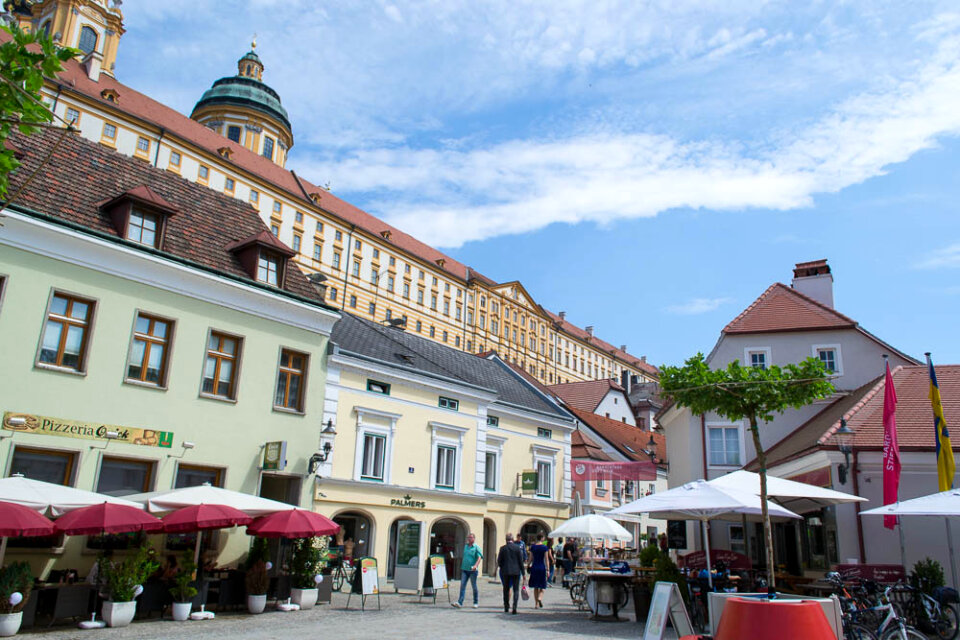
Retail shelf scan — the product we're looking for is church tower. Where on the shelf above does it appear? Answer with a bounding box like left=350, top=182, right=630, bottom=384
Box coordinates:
left=191, top=43, right=293, bottom=167
left=9, top=0, right=125, bottom=79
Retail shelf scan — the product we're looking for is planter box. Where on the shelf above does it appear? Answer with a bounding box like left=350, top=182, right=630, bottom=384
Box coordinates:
left=290, top=588, right=318, bottom=610
left=102, top=601, right=137, bottom=628
left=172, top=601, right=192, bottom=621
left=247, top=594, right=267, bottom=614
left=0, top=612, right=22, bottom=638
left=317, top=577, right=333, bottom=604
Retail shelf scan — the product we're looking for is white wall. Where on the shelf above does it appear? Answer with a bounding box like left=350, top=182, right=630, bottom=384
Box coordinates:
left=595, top=389, right=636, bottom=425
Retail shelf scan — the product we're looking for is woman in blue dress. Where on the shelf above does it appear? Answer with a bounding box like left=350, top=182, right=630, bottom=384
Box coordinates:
left=527, top=533, right=552, bottom=608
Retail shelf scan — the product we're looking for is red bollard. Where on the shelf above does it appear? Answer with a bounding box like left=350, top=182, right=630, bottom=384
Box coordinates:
left=714, top=597, right=835, bottom=640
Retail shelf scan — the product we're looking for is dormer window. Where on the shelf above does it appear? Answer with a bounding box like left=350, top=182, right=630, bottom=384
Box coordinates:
left=127, top=208, right=158, bottom=247
left=101, top=185, right=178, bottom=252
left=257, top=252, right=279, bottom=285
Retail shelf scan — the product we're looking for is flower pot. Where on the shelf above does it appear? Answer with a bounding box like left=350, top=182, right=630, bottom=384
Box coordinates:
left=172, top=601, right=192, bottom=621
left=0, top=612, right=22, bottom=637
left=102, top=601, right=137, bottom=628
left=290, top=588, right=318, bottom=610
left=247, top=594, right=267, bottom=615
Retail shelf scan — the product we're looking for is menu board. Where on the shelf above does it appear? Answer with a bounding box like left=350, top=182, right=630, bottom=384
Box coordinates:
left=360, top=557, right=379, bottom=595
left=643, top=582, right=693, bottom=640
left=429, top=555, right=448, bottom=590
left=396, top=522, right=421, bottom=568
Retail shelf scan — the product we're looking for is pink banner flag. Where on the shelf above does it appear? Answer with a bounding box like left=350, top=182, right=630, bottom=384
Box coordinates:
left=882, top=361, right=901, bottom=530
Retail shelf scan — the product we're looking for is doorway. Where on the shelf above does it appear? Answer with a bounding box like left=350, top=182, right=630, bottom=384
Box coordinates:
left=430, top=518, right=467, bottom=580
left=388, top=517, right=414, bottom=579
left=482, top=519, right=497, bottom=576
left=258, top=474, right=302, bottom=572
left=333, top=512, right=374, bottom=560
left=519, top=520, right=548, bottom=546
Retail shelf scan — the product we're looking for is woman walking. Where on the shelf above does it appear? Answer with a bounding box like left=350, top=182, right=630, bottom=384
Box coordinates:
left=527, top=533, right=551, bottom=608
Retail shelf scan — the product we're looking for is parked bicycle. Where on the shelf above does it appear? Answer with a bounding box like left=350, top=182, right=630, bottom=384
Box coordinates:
left=329, top=555, right=354, bottom=592
left=826, top=573, right=926, bottom=640
left=888, top=579, right=959, bottom=640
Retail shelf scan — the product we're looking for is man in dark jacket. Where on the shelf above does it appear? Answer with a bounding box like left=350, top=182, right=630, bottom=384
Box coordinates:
left=496, top=533, right=526, bottom=614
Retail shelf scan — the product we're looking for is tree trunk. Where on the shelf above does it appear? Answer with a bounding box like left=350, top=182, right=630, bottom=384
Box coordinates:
left=748, top=415, right=777, bottom=591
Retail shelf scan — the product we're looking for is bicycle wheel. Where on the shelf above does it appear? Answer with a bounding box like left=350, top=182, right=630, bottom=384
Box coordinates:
left=844, top=623, right=878, bottom=640
left=879, top=624, right=928, bottom=640
left=332, top=568, right=344, bottom=592
left=935, top=603, right=960, bottom=640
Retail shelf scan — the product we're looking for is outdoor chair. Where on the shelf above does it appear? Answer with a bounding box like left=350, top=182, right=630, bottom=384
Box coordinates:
left=212, top=574, right=246, bottom=611
left=48, top=584, right=93, bottom=626
left=135, top=580, right=170, bottom=619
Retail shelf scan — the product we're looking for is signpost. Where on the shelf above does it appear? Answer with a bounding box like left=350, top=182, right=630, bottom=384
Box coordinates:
left=393, top=520, right=424, bottom=593
left=642, top=582, right=693, bottom=640
left=521, top=470, right=538, bottom=495
left=2, top=412, right=173, bottom=448
left=262, top=441, right=287, bottom=471
left=346, top=556, right=381, bottom=611
left=419, top=554, right=451, bottom=604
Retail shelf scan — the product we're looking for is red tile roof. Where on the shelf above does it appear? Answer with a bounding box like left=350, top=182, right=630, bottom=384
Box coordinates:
left=750, top=365, right=960, bottom=469
left=723, top=283, right=857, bottom=334
left=50, top=57, right=654, bottom=374
left=7, top=127, right=324, bottom=305
left=548, top=378, right=625, bottom=412
left=572, top=429, right=613, bottom=461
left=570, top=408, right=666, bottom=465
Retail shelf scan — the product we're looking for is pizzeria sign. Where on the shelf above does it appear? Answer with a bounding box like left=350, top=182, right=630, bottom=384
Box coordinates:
left=3, top=412, right=173, bottom=448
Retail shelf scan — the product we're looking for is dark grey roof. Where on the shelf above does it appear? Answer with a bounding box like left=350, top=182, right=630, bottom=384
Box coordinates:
left=330, top=313, right=572, bottom=421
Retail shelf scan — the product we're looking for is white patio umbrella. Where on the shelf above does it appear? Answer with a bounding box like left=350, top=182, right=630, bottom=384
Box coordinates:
left=709, top=470, right=867, bottom=512
left=0, top=474, right=141, bottom=517
left=609, top=480, right=801, bottom=587
left=125, top=483, right=296, bottom=516
left=860, top=489, right=960, bottom=588
left=549, top=514, right=634, bottom=543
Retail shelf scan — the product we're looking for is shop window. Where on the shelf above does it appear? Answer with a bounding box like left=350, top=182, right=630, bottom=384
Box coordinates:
left=274, top=349, right=307, bottom=412
left=126, top=312, right=173, bottom=387
left=37, top=292, right=95, bottom=372
left=10, top=446, right=75, bottom=485
left=97, top=457, right=154, bottom=496
left=201, top=331, right=241, bottom=400
left=175, top=463, right=223, bottom=488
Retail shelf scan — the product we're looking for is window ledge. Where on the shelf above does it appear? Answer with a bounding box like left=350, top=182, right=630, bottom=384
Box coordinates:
left=123, top=379, right=168, bottom=392
left=198, top=392, right=238, bottom=405
left=272, top=406, right=305, bottom=417
left=34, top=362, right=87, bottom=377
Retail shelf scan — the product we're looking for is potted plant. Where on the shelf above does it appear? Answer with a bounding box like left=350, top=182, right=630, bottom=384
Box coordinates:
left=100, top=544, right=160, bottom=627
left=245, top=560, right=269, bottom=614
left=168, top=554, right=197, bottom=621
left=0, top=562, right=32, bottom=637
left=289, top=537, right=324, bottom=609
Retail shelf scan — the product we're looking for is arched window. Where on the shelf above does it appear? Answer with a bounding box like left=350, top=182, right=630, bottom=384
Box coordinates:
left=245, top=64, right=251, bottom=76
left=78, top=26, right=97, bottom=54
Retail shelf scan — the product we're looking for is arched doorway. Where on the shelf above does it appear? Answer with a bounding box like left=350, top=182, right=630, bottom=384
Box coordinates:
left=333, top=511, right=375, bottom=561
left=519, top=519, right=549, bottom=546
left=482, top=518, right=497, bottom=576
left=387, top=516, right=414, bottom=579
left=430, top=517, right=467, bottom=580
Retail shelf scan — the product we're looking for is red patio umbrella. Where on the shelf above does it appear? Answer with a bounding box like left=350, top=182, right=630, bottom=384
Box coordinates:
left=53, top=502, right=163, bottom=536
left=162, top=504, right=253, bottom=567
left=0, top=500, right=56, bottom=564
left=246, top=509, right=340, bottom=538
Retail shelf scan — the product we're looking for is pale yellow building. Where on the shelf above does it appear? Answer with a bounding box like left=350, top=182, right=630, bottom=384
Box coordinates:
left=20, top=0, right=658, bottom=389
left=315, top=313, right=575, bottom=584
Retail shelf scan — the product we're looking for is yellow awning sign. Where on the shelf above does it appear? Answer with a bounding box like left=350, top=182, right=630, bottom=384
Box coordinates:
left=2, top=412, right=173, bottom=448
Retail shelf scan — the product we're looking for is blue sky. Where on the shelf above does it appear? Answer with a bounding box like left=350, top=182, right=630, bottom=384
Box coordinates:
left=117, top=1, right=960, bottom=368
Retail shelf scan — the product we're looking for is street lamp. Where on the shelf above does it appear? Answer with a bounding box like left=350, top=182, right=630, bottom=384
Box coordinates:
left=833, top=418, right=856, bottom=485
left=644, top=433, right=658, bottom=462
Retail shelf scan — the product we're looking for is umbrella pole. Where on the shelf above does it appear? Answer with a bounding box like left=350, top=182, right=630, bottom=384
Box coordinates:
left=0, top=537, right=7, bottom=566
left=193, top=532, right=203, bottom=570
left=947, top=519, right=958, bottom=589
left=702, top=520, right=713, bottom=590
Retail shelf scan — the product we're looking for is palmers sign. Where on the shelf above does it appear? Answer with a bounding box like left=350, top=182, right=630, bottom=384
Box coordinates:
left=3, top=412, right=173, bottom=448
left=389, top=494, right=426, bottom=509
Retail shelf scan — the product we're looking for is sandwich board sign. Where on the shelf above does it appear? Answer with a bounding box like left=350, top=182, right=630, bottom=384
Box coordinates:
left=346, top=556, right=381, bottom=610
left=643, top=581, right=694, bottom=640
left=419, top=554, right=451, bottom=604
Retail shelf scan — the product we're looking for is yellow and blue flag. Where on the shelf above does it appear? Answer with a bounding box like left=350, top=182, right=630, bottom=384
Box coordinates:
left=927, top=354, right=955, bottom=491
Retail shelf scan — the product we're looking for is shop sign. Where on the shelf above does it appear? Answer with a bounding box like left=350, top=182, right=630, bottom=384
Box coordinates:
left=262, top=440, right=287, bottom=471
left=667, top=520, right=687, bottom=549
left=390, top=494, right=426, bottom=509
left=521, top=470, right=538, bottom=495
left=2, top=412, right=173, bottom=448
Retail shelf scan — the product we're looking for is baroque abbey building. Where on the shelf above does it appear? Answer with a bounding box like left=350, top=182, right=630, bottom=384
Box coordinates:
left=10, top=0, right=657, bottom=386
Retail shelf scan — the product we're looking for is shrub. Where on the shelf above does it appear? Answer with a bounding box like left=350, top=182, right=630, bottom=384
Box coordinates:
left=100, top=544, right=160, bottom=602
left=245, top=560, right=269, bottom=596
left=639, top=543, right=662, bottom=567
left=168, top=553, right=198, bottom=603
left=652, top=553, right=689, bottom=607
left=245, top=537, right=270, bottom=570
left=911, top=557, right=945, bottom=595
left=289, top=536, right=330, bottom=589
left=0, top=562, right=32, bottom=614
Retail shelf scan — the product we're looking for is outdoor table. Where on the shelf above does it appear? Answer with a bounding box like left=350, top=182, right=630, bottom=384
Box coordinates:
left=584, top=570, right=633, bottom=621
left=798, top=581, right=838, bottom=597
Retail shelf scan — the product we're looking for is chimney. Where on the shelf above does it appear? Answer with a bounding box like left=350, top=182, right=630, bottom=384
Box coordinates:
left=620, top=344, right=627, bottom=352
left=620, top=370, right=630, bottom=393
left=585, top=326, right=594, bottom=337
left=82, top=50, right=104, bottom=82
left=791, top=259, right=834, bottom=308
left=640, top=356, right=646, bottom=363
left=558, top=311, right=566, bottom=320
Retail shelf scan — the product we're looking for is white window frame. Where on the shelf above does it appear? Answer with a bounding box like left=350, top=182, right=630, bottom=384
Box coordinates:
left=429, top=422, right=468, bottom=493
left=706, top=421, right=744, bottom=468
left=744, top=346, right=771, bottom=370
left=352, top=406, right=400, bottom=485
left=484, top=436, right=505, bottom=494
left=811, top=343, right=843, bottom=376
left=532, top=444, right=559, bottom=500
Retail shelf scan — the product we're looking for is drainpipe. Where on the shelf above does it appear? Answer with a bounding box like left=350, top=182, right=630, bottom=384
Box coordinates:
left=852, top=450, right=866, bottom=562
left=50, top=85, right=63, bottom=117
left=152, top=128, right=166, bottom=167
left=339, top=225, right=355, bottom=311
left=700, top=414, right=708, bottom=479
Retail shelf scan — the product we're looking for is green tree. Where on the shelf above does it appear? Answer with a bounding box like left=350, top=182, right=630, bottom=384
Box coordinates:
left=0, top=22, right=77, bottom=198
left=659, top=353, right=834, bottom=588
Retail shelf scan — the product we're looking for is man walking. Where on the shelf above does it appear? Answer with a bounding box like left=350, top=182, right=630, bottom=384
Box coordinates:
left=496, top=533, right=526, bottom=614
left=452, top=532, right=482, bottom=609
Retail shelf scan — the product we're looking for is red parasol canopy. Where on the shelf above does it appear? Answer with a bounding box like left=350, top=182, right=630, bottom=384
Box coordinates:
left=246, top=509, right=340, bottom=539
left=162, top=503, right=253, bottom=533
left=0, top=500, right=55, bottom=537
left=54, top=502, right=163, bottom=536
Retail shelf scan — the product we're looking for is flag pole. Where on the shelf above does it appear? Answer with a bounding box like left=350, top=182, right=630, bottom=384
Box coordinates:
left=927, top=352, right=959, bottom=588
left=884, top=354, right=908, bottom=570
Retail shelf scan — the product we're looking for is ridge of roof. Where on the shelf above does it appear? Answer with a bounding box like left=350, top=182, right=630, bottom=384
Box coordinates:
left=569, top=407, right=666, bottom=464
left=547, top=378, right=624, bottom=412
left=723, top=282, right=858, bottom=335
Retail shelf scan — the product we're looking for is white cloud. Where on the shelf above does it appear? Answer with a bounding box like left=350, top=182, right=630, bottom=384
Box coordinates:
left=665, top=297, right=734, bottom=315
left=915, top=243, right=960, bottom=269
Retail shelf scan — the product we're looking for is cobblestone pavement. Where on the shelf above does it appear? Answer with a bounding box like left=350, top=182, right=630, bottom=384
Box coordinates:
left=25, top=580, right=682, bottom=640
